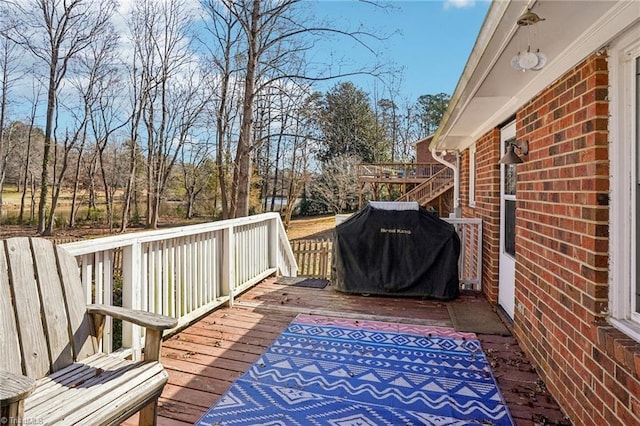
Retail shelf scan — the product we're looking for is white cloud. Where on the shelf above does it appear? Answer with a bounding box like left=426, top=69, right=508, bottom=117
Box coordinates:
left=443, top=0, right=476, bottom=10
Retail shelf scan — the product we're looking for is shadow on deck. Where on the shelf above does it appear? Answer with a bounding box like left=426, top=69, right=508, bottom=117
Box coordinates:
left=124, top=278, right=568, bottom=426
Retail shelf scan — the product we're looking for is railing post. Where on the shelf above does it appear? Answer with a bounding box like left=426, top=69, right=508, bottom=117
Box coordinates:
left=122, top=242, right=143, bottom=360
left=476, top=220, right=483, bottom=291
left=222, top=226, right=235, bottom=307
left=269, top=217, right=278, bottom=272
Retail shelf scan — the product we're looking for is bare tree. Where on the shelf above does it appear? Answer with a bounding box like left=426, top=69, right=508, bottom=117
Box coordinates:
left=124, top=0, right=207, bottom=229
left=202, top=0, right=389, bottom=219
left=253, top=87, right=292, bottom=214
left=0, top=33, right=22, bottom=217
left=98, top=141, right=128, bottom=231
left=281, top=110, right=313, bottom=228
left=18, top=88, right=44, bottom=223
left=5, top=0, right=117, bottom=234
left=200, top=0, right=243, bottom=219
left=46, top=103, right=87, bottom=235
left=180, top=138, right=214, bottom=219
left=251, top=81, right=316, bottom=221
left=310, top=154, right=361, bottom=214
left=120, top=0, right=154, bottom=232
left=82, top=31, right=126, bottom=231
left=67, top=29, right=121, bottom=228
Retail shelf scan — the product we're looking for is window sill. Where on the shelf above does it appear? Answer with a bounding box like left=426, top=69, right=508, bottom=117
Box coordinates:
left=596, top=319, right=640, bottom=380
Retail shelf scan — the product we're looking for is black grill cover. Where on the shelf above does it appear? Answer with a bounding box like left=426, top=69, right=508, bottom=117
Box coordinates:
left=332, top=203, right=460, bottom=300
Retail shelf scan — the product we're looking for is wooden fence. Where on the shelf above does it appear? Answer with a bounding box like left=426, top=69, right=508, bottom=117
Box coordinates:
left=289, top=238, right=332, bottom=279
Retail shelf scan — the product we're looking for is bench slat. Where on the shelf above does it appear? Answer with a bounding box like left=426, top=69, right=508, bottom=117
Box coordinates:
left=5, top=238, right=50, bottom=378
left=24, top=354, right=124, bottom=407
left=78, top=375, right=166, bottom=426
left=30, top=238, right=74, bottom=372
left=27, top=359, right=141, bottom=418
left=0, top=244, right=22, bottom=374
left=55, top=244, right=96, bottom=361
left=56, top=367, right=166, bottom=425
left=27, top=357, right=166, bottom=424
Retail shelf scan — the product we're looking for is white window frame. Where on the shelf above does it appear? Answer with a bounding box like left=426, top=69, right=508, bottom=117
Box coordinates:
left=609, top=28, right=640, bottom=342
left=468, top=143, right=476, bottom=207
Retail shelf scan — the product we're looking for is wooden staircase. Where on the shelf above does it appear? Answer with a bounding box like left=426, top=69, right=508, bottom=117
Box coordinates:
left=395, top=167, right=454, bottom=206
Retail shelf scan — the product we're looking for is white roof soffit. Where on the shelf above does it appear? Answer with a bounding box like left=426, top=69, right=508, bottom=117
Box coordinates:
left=431, top=0, right=640, bottom=153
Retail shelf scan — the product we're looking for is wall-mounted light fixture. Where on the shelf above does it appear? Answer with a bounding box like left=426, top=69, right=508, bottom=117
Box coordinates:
left=499, top=140, right=529, bottom=164
left=511, top=9, right=546, bottom=72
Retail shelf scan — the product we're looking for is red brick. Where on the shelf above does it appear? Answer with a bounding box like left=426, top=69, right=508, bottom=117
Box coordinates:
left=463, top=52, right=629, bottom=426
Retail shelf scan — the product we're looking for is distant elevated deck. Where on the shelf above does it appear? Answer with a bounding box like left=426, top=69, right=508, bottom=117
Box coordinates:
left=357, top=162, right=455, bottom=214
left=357, top=162, right=445, bottom=184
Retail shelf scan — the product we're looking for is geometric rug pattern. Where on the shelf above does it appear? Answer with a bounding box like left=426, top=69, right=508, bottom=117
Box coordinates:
left=195, top=314, right=514, bottom=426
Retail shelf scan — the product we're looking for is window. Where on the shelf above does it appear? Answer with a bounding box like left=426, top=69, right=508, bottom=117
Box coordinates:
left=469, top=144, right=476, bottom=207
left=609, top=28, right=640, bottom=341
left=503, top=139, right=517, bottom=258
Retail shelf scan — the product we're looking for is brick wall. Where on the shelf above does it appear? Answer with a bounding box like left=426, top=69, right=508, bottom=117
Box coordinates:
left=460, top=52, right=640, bottom=424
left=415, top=139, right=434, bottom=163
left=461, top=129, right=501, bottom=303
left=512, top=53, right=639, bottom=424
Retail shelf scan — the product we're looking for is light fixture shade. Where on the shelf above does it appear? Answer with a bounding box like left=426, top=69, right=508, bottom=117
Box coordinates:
left=533, top=52, right=547, bottom=70
left=499, top=144, right=524, bottom=164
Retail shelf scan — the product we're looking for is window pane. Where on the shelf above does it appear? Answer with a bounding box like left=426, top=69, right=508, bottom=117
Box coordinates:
left=469, top=146, right=476, bottom=205
left=504, top=138, right=517, bottom=196
left=505, top=199, right=516, bottom=257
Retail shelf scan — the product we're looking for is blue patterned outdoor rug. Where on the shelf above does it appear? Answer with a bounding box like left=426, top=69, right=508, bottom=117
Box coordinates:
left=195, top=315, right=514, bottom=425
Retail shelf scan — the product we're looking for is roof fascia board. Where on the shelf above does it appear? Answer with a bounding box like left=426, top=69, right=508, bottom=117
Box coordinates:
left=460, top=0, right=640, bottom=150
left=431, top=0, right=640, bottom=153
left=431, top=0, right=534, bottom=152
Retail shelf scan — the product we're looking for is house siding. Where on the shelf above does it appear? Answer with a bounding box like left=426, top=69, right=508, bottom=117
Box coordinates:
left=415, top=139, right=435, bottom=163
left=463, top=52, right=640, bottom=424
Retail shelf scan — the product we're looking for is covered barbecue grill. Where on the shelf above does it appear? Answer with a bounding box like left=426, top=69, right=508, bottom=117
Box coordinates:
left=332, top=202, right=460, bottom=300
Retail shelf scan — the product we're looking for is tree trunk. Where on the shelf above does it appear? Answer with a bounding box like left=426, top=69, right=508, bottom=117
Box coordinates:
left=29, top=173, right=36, bottom=223
left=0, top=54, right=7, bottom=219
left=68, top=134, right=86, bottom=228
left=98, top=148, right=113, bottom=232
left=234, top=0, right=260, bottom=218
left=38, top=62, right=58, bottom=235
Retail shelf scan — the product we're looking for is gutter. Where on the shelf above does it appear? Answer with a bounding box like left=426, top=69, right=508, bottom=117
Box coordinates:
left=431, top=149, right=460, bottom=218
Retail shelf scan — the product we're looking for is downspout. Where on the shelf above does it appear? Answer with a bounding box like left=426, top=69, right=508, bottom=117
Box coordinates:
left=431, top=149, right=461, bottom=218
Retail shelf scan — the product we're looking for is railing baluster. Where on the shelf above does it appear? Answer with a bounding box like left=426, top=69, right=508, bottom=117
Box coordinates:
left=122, top=242, right=142, bottom=359
left=103, top=251, right=113, bottom=354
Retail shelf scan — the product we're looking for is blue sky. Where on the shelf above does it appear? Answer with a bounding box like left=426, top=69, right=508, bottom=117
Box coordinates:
left=308, top=0, right=490, bottom=102
left=7, top=0, right=490, bottom=126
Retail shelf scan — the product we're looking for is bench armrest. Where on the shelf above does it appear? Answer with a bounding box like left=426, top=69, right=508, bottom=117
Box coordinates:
left=86, top=304, right=178, bottom=331
left=86, top=305, right=178, bottom=362
left=0, top=370, right=36, bottom=405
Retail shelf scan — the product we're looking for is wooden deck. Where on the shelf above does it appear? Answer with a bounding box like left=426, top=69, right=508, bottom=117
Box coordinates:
left=124, top=278, right=568, bottom=426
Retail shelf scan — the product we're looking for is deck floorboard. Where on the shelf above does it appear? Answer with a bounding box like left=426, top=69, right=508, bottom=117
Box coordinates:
left=124, top=278, right=567, bottom=425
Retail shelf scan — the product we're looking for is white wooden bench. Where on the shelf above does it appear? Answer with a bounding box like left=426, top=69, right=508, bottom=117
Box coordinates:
left=0, top=237, right=178, bottom=425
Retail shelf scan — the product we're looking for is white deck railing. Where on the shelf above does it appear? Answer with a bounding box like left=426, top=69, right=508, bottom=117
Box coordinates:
left=444, top=218, right=483, bottom=291
left=60, top=213, right=297, bottom=356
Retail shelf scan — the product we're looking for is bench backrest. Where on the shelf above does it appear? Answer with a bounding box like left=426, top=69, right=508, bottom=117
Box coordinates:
left=0, top=238, right=96, bottom=380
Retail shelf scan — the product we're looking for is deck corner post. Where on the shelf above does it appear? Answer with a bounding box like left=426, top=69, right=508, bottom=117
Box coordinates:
left=269, top=217, right=279, bottom=272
